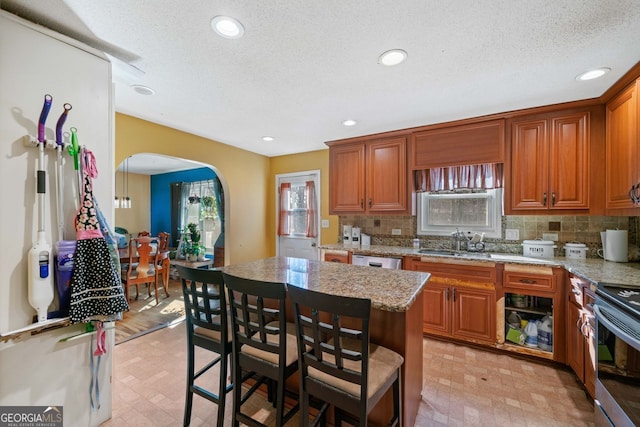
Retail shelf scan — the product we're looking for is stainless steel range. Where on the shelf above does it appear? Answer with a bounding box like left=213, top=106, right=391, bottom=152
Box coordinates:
left=593, top=284, right=640, bottom=426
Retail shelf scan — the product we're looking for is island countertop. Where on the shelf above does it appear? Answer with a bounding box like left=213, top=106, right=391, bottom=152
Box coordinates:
left=219, top=256, right=430, bottom=312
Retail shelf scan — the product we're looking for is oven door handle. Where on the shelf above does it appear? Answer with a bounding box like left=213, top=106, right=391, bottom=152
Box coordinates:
left=593, top=304, right=640, bottom=348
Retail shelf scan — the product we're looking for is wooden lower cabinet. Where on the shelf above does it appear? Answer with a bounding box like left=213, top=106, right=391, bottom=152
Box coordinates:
left=423, top=283, right=496, bottom=343
left=405, top=257, right=497, bottom=345
left=321, top=249, right=350, bottom=264
left=500, top=265, right=566, bottom=363
left=566, top=274, right=596, bottom=397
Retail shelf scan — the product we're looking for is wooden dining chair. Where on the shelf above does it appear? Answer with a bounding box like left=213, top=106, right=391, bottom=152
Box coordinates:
left=221, top=273, right=300, bottom=427
left=121, top=235, right=160, bottom=303
left=288, top=285, right=404, bottom=427
left=154, top=231, right=171, bottom=296
left=177, top=265, right=232, bottom=427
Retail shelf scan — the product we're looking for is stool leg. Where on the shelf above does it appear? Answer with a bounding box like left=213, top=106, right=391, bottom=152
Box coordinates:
left=183, top=339, right=195, bottom=426
left=216, top=353, right=228, bottom=427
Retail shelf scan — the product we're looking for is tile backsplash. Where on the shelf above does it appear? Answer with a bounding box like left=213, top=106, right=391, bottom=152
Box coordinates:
left=338, top=215, right=639, bottom=259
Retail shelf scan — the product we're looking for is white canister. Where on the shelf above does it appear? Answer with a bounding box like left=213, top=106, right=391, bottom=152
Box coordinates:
left=563, top=242, right=588, bottom=260
left=522, top=239, right=557, bottom=259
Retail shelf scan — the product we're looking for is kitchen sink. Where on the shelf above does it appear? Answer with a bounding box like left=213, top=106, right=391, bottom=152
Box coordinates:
left=418, top=249, right=456, bottom=256
left=418, top=249, right=490, bottom=258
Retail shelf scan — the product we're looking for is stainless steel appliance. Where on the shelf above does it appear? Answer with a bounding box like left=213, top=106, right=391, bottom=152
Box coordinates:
left=593, top=284, right=640, bottom=426
left=351, top=255, right=402, bottom=269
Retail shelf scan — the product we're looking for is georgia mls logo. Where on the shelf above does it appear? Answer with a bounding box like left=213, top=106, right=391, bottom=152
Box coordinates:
left=0, top=406, right=63, bottom=427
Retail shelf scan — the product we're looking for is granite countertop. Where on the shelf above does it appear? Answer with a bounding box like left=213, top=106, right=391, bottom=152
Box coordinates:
left=220, top=256, right=430, bottom=312
left=320, top=243, right=640, bottom=288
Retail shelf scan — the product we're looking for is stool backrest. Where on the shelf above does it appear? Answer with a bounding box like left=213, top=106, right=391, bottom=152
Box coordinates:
left=178, top=266, right=227, bottom=334
left=222, top=273, right=288, bottom=364
left=288, top=285, right=371, bottom=398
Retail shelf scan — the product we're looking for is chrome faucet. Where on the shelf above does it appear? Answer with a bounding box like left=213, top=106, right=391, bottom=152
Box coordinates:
left=451, top=228, right=468, bottom=251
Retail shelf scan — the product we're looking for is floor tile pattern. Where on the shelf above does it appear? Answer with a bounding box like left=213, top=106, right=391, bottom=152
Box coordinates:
left=102, top=323, right=594, bottom=426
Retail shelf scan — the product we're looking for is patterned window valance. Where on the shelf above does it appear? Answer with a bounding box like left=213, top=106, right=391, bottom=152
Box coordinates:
left=414, top=163, right=504, bottom=192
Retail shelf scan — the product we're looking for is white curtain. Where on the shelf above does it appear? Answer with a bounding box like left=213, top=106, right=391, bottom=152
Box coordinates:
left=414, top=163, right=504, bottom=192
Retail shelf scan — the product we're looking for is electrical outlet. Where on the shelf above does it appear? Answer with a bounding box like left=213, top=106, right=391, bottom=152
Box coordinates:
left=321, top=219, right=329, bottom=228
left=505, top=229, right=520, bottom=240
left=543, top=232, right=558, bottom=241
left=391, top=229, right=402, bottom=235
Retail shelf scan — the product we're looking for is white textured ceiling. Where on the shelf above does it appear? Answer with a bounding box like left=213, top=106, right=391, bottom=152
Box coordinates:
left=3, top=0, right=640, bottom=161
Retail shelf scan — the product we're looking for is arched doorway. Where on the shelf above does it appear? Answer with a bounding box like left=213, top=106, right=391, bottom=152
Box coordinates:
left=114, top=153, right=227, bottom=266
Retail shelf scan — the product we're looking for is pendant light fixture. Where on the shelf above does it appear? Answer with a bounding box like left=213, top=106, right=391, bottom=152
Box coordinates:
left=123, top=157, right=132, bottom=209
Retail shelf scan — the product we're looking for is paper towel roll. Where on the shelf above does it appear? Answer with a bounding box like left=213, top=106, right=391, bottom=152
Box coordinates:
left=604, top=229, right=628, bottom=262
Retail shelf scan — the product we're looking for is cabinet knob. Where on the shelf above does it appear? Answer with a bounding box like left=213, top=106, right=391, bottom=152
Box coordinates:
left=552, top=192, right=556, bottom=206
left=368, top=198, right=372, bottom=208
left=519, top=279, right=537, bottom=284
left=360, top=198, right=364, bottom=208
left=543, top=192, right=547, bottom=206
left=452, top=288, right=456, bottom=302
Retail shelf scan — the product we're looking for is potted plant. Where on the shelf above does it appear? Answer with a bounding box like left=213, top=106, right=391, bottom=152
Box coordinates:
left=185, top=223, right=202, bottom=261
left=201, top=195, right=216, bottom=219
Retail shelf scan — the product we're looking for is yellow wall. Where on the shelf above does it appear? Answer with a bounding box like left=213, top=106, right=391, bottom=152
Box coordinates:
left=115, top=113, right=270, bottom=264
left=268, top=150, right=338, bottom=254
left=113, top=171, right=151, bottom=236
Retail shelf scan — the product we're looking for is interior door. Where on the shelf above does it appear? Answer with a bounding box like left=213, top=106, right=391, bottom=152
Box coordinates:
left=276, top=171, right=320, bottom=260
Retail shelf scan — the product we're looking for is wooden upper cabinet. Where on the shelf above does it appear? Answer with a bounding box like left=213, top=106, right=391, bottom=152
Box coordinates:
left=367, top=137, right=407, bottom=211
left=550, top=113, right=590, bottom=209
left=511, top=120, right=549, bottom=209
left=510, top=111, right=590, bottom=211
left=328, top=135, right=408, bottom=214
left=329, top=143, right=365, bottom=212
left=410, top=119, right=505, bottom=169
left=605, top=82, right=638, bottom=211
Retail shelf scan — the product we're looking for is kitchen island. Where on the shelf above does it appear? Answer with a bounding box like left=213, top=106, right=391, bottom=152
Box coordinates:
left=220, top=256, right=430, bottom=426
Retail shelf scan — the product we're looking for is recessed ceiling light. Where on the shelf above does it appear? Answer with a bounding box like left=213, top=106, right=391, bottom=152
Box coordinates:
left=378, top=49, right=408, bottom=66
left=211, top=15, right=245, bottom=39
left=342, top=119, right=357, bottom=126
left=262, top=136, right=274, bottom=142
left=576, top=67, right=611, bottom=81
left=130, top=84, right=155, bottom=95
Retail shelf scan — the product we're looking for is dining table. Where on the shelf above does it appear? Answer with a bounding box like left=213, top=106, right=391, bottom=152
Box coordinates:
left=220, top=256, right=430, bottom=427
left=118, top=246, right=171, bottom=296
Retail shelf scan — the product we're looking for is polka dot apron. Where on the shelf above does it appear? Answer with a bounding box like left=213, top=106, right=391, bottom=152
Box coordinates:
left=69, top=149, right=128, bottom=323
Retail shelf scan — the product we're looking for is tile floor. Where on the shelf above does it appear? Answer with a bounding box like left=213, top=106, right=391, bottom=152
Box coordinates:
left=102, top=322, right=595, bottom=426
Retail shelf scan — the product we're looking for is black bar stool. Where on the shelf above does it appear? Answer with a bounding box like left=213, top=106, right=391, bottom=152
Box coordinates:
left=222, top=273, right=299, bottom=427
left=177, top=266, right=232, bottom=427
left=288, top=285, right=404, bottom=427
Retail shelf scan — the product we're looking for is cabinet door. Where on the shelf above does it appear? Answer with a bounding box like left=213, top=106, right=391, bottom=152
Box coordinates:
left=549, top=112, right=590, bottom=209
left=606, top=83, right=637, bottom=210
left=566, top=301, right=585, bottom=382
left=423, top=284, right=449, bottom=336
left=451, top=287, right=496, bottom=343
left=366, top=137, right=407, bottom=212
left=511, top=119, right=549, bottom=209
left=329, top=143, right=366, bottom=213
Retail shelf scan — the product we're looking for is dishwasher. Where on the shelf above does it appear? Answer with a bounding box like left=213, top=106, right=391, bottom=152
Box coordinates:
left=351, top=254, right=402, bottom=269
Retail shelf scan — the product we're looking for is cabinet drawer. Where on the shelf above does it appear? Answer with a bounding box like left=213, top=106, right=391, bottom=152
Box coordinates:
left=408, top=258, right=497, bottom=287
left=504, top=271, right=555, bottom=292
left=323, top=250, right=350, bottom=264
